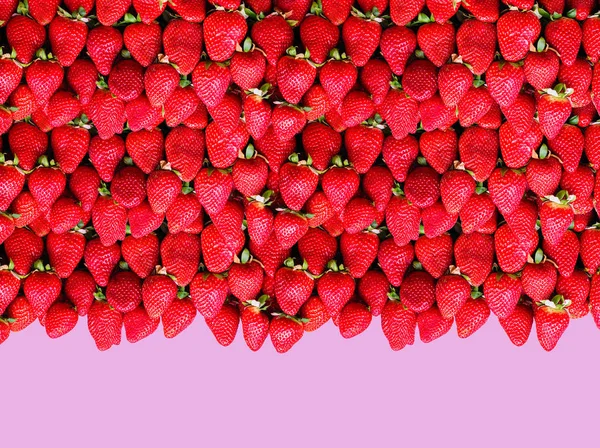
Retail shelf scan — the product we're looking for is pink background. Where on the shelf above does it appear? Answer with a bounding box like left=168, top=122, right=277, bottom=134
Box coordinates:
left=3, top=316, right=599, bottom=447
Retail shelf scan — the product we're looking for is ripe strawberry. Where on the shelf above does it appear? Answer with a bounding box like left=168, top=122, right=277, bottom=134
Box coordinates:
left=399, top=270, right=435, bottom=313
left=46, top=231, right=85, bottom=278
left=65, top=59, right=97, bottom=106
left=227, top=251, right=263, bottom=303
left=417, top=21, right=454, bottom=68
left=378, top=238, right=414, bottom=287
left=0, top=214, right=15, bottom=245
left=121, top=234, right=159, bottom=280
left=192, top=61, right=231, bottom=109
left=161, top=19, right=202, bottom=76
left=547, top=124, right=584, bottom=173
left=338, top=231, right=378, bottom=279
left=545, top=18, right=581, bottom=67
left=162, top=297, right=196, bottom=338
left=539, top=193, right=574, bottom=246
left=521, top=252, right=558, bottom=303
left=486, top=62, right=524, bottom=108
left=297, top=228, right=337, bottom=276
left=8, top=122, right=48, bottom=172
left=245, top=199, right=275, bottom=248
left=0, top=163, right=25, bottom=210
left=269, top=315, right=304, bottom=353
left=454, top=232, right=494, bottom=286
left=342, top=198, right=376, bottom=234
left=497, top=302, right=533, bottom=347
left=273, top=211, right=308, bottom=249
left=499, top=122, right=542, bottom=169
left=279, top=160, right=319, bottom=211
left=107, top=59, right=144, bottom=102
left=105, top=271, right=143, bottom=313
left=23, top=266, right=62, bottom=319
left=86, top=90, right=126, bottom=140
left=319, top=58, right=357, bottom=108
left=300, top=296, right=329, bottom=332
left=338, top=301, right=371, bottom=339
left=457, top=86, right=493, bottom=128
left=456, top=19, right=496, bottom=75
left=454, top=295, right=490, bottom=341
left=345, top=125, right=384, bottom=174
left=403, top=59, right=438, bottom=102
left=379, top=25, right=416, bottom=76
left=418, top=305, right=453, bottom=343
left=0, top=58, right=22, bottom=104
left=414, top=233, right=453, bottom=279
left=404, top=166, right=440, bottom=209
left=165, top=126, right=206, bottom=181
left=0, top=268, right=20, bottom=316
left=277, top=54, right=317, bottom=105
left=543, top=230, right=579, bottom=278
left=48, top=15, right=87, bottom=67
left=63, top=270, right=96, bottom=317
left=342, top=15, right=381, bottom=67
left=161, top=232, right=201, bottom=286
left=69, top=166, right=100, bottom=213
left=203, top=10, right=247, bottom=62
left=497, top=11, right=541, bottom=62
left=381, top=298, right=416, bottom=350
left=86, top=25, right=122, bottom=76
left=439, top=170, right=475, bottom=214
left=123, top=22, right=161, bottom=67
left=437, top=63, right=472, bottom=108
left=362, top=166, right=394, bottom=213
left=45, top=301, right=78, bottom=339
left=487, top=168, right=527, bottom=216
left=205, top=301, right=239, bottom=346
left=92, top=195, right=127, bottom=247
left=556, top=270, right=590, bottom=319
left=84, top=238, right=120, bottom=287
left=356, top=271, right=389, bottom=317
left=299, top=14, right=338, bottom=65
left=240, top=300, right=270, bottom=351
left=205, top=121, right=249, bottom=170
left=123, top=305, right=159, bottom=343
left=6, top=15, right=46, bottom=64
left=458, top=127, right=499, bottom=182
left=6, top=296, right=36, bottom=332
left=583, top=17, right=600, bottom=64
left=49, top=125, right=88, bottom=174
left=494, top=224, right=530, bottom=273
left=435, top=274, right=470, bottom=319
left=88, top=299, right=123, bottom=351
left=534, top=297, right=570, bottom=352
left=142, top=274, right=178, bottom=320
left=483, top=272, right=522, bottom=319
left=270, top=104, right=307, bottom=141
left=317, top=263, right=354, bottom=317
left=379, top=88, right=420, bottom=140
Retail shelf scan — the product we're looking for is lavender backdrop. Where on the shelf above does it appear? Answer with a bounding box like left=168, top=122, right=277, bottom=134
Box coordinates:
left=3, top=316, right=599, bottom=447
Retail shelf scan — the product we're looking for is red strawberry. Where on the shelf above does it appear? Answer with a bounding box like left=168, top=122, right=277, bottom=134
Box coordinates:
left=435, top=274, right=471, bottom=319
left=317, top=262, right=355, bottom=317
left=338, top=301, right=372, bottom=339
left=486, top=62, right=525, bottom=108
left=556, top=270, right=590, bottom=319
left=547, top=124, right=584, bottom=173
left=414, top=234, right=453, bottom=279
left=417, top=21, right=455, bottom=68
left=378, top=238, right=414, bottom=287
left=538, top=89, right=573, bottom=140
left=69, top=166, right=100, bottom=213
left=583, top=17, right=600, bottom=64
left=46, top=231, right=85, bottom=278
left=521, top=251, right=558, bottom=302
left=524, top=48, right=560, bottom=91
left=48, top=15, right=87, bottom=67
left=0, top=58, right=22, bottom=104
left=192, top=61, right=231, bottom=109
left=228, top=250, right=264, bottom=303
left=162, top=19, right=202, bottom=76
left=455, top=296, right=490, bottom=339
left=241, top=299, right=270, bottom=351
left=205, top=121, right=249, bottom=170
left=534, top=297, right=570, bottom=352
left=494, top=223, right=531, bottom=273
left=483, top=272, right=523, bottom=319
left=121, top=234, right=159, bottom=279
left=8, top=122, right=48, bottom=172
left=105, top=271, right=142, bottom=313
left=142, top=274, right=178, bottom=320
left=203, top=10, right=247, bottom=62
left=0, top=162, right=25, bottom=210
left=379, top=25, right=416, bottom=76
left=6, top=296, right=36, bottom=332
left=342, top=15, right=381, bottom=67
left=299, top=13, right=338, bottom=65
left=300, top=296, right=330, bottom=332
left=123, top=22, right=161, bottom=67
left=277, top=52, right=317, bottom=105
left=23, top=265, right=62, bottom=319
left=456, top=19, right=496, bottom=75
left=86, top=90, right=126, bottom=140
left=270, top=314, right=304, bottom=353
left=340, top=231, right=379, bottom=278
left=543, top=230, right=579, bottom=278
left=92, top=195, right=127, bottom=247
left=123, top=305, right=159, bottom=343
left=438, top=63, right=472, bottom=108
left=417, top=305, right=453, bottom=343
left=86, top=25, right=122, bottom=76
left=381, top=298, right=417, bottom=350
left=162, top=297, right=196, bottom=338
left=344, top=125, right=384, bottom=174
left=361, top=59, right=392, bottom=106
left=273, top=211, right=308, bottom=249
left=125, top=130, right=164, bottom=174
left=539, top=193, right=574, bottom=246
left=161, top=232, right=201, bottom=286
left=545, top=18, right=581, bottom=67
left=400, top=270, right=435, bottom=313
left=321, top=0, right=353, bottom=25
left=458, top=127, right=499, bottom=182
left=45, top=301, right=78, bottom=339
left=84, top=238, right=120, bottom=287
left=88, top=299, right=122, bottom=351
left=454, top=232, right=494, bottom=286
left=66, top=59, right=97, bottom=105
left=404, top=166, right=440, bottom=209
left=64, top=271, right=96, bottom=317
left=357, top=271, right=389, bottom=317
left=498, top=302, right=533, bottom=347
left=96, top=0, right=130, bottom=25
left=205, top=301, right=239, bottom=346
left=440, top=169, right=475, bottom=214
left=379, top=87, right=420, bottom=140
left=6, top=15, right=46, bottom=64
left=403, top=59, right=438, bottom=102
left=487, top=168, right=527, bottom=216
left=497, top=11, right=541, bottom=62
left=165, top=126, right=206, bottom=181
left=0, top=268, right=20, bottom=315
left=297, top=228, right=337, bottom=276
left=0, top=214, right=15, bottom=245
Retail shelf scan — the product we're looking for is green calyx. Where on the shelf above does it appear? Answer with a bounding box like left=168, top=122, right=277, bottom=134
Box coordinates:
left=537, top=294, right=571, bottom=310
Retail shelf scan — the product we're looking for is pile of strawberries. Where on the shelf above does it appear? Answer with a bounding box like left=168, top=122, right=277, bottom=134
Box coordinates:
left=1, top=0, right=600, bottom=354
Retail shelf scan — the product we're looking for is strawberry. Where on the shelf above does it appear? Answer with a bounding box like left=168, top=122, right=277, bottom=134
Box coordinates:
left=301, top=123, right=341, bottom=171
left=419, top=94, right=458, bottom=132
left=338, top=301, right=372, bottom=339
left=523, top=49, right=560, bottom=92
left=319, top=58, right=357, bottom=107
left=27, top=164, right=66, bottom=214
left=417, top=305, right=453, bottom=343
left=456, top=19, right=496, bottom=75
left=230, top=46, right=266, bottom=92
left=123, top=305, right=159, bottom=343
left=8, top=122, right=48, bottom=172
left=66, top=59, right=97, bottom=105
left=142, top=274, right=178, bottom=320
left=417, top=21, right=454, bottom=68
left=355, top=271, right=388, bottom=317
left=162, top=297, right=196, bottom=338
left=0, top=0, right=18, bottom=25
left=92, top=195, right=127, bottom=247
left=203, top=10, right=247, bottom=62
left=205, top=121, right=249, bottom=170
left=498, top=302, right=533, bottom=347
left=88, top=299, right=123, bottom=351
left=110, top=166, right=147, bottom=210
left=0, top=58, right=22, bottom=104
left=48, top=15, right=87, bottom=67
left=279, top=159, right=319, bottom=211
left=201, top=223, right=237, bottom=274
left=342, top=198, right=376, bottom=234
left=86, top=90, right=126, bottom=140
left=340, top=231, right=379, bottom=278
left=188, top=271, right=228, bottom=320
left=297, top=228, right=337, bottom=276
left=486, top=62, right=525, bottom=108
left=271, top=104, right=307, bottom=141
left=107, top=59, right=144, bottom=102
left=299, top=13, right=338, bottom=65
left=499, top=122, right=542, bottom=169
left=45, top=301, right=78, bottom=339
left=435, top=274, right=471, bottom=319
left=556, top=270, right=590, bottom=319
left=454, top=232, right=494, bottom=286
left=63, top=271, right=96, bottom=317
left=404, top=166, right=440, bottom=209
left=273, top=211, right=308, bottom=249
left=403, top=59, right=438, bottom=102
left=437, top=63, right=472, bottom=108
left=227, top=250, right=263, bottom=303
left=497, top=11, right=541, bottom=62
left=270, top=314, right=304, bottom=353
left=317, top=262, right=354, bottom=317
left=439, top=170, right=475, bottom=214
left=419, top=129, right=457, bottom=175
left=457, top=86, right=493, bottom=128
left=121, top=234, right=159, bottom=279
left=414, top=233, right=453, bottom=279
left=381, top=298, right=417, bottom=350
left=340, top=91, right=375, bottom=128
left=454, top=295, right=489, bottom=339
left=379, top=87, right=420, bottom=140
left=385, top=193, right=421, bottom=247
left=321, top=0, right=353, bottom=25
left=494, top=224, right=530, bottom=273
left=545, top=18, right=582, bottom=67
left=161, top=232, right=201, bottom=286
left=483, top=272, right=522, bottom=319
left=241, top=299, right=270, bottom=351
left=543, top=230, right=578, bottom=278
left=362, top=166, right=394, bottom=213
left=6, top=15, right=46, bottom=63
left=300, top=296, right=329, bottom=332
left=250, top=14, right=294, bottom=67
left=245, top=199, right=275, bottom=248
left=0, top=267, right=20, bottom=315
left=379, top=25, right=416, bottom=76
left=86, top=25, right=123, bottom=76
left=488, top=168, right=527, bottom=216
left=105, top=270, right=143, bottom=313
left=521, top=250, right=558, bottom=302
left=526, top=151, right=562, bottom=198
left=49, top=126, right=88, bottom=174
left=162, top=19, right=202, bottom=75
left=580, top=227, right=600, bottom=273
left=0, top=214, right=15, bottom=244
left=277, top=52, right=317, bottom=105
left=583, top=17, right=600, bottom=64
left=169, top=0, right=205, bottom=21
left=0, top=162, right=25, bottom=210
left=23, top=265, right=62, bottom=319
left=192, top=61, right=231, bottom=109
left=96, top=0, right=130, bottom=25
left=547, top=124, right=584, bottom=173
left=84, top=238, right=120, bottom=287
left=344, top=125, right=384, bottom=174
left=165, top=126, right=206, bottom=181
left=123, top=22, right=161, bottom=67
left=205, top=301, right=239, bottom=346
left=534, top=297, right=570, bottom=352
left=321, top=163, right=360, bottom=213
left=458, top=127, right=499, bottom=182
left=360, top=59, right=392, bottom=106
left=68, top=166, right=100, bottom=214
left=342, top=14, right=381, bottom=67
left=400, top=270, right=435, bottom=313
left=539, top=193, right=574, bottom=246
left=378, top=238, right=414, bottom=287
left=6, top=296, right=36, bottom=332
left=46, top=231, right=85, bottom=278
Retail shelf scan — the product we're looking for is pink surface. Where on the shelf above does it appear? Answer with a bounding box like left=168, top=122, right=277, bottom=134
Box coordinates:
left=3, top=316, right=599, bottom=447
